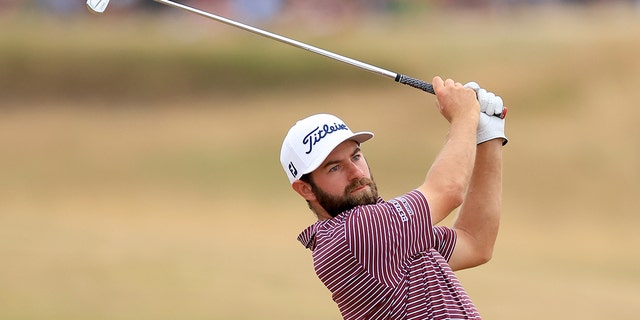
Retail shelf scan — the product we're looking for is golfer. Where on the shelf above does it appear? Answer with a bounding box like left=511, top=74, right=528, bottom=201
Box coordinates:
left=280, top=76, right=507, bottom=319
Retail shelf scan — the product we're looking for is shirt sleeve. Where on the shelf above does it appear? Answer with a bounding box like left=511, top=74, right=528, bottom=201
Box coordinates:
left=432, top=226, right=457, bottom=262
left=404, top=190, right=457, bottom=261
left=345, top=190, right=457, bottom=285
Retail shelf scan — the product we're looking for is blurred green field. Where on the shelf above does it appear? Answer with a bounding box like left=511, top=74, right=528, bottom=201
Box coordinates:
left=1, top=4, right=640, bottom=320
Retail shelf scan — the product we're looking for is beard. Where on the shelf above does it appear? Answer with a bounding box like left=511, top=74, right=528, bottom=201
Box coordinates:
left=311, top=175, right=379, bottom=218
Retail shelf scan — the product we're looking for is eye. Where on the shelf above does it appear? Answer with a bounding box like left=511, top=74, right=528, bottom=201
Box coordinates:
left=352, top=154, right=361, bottom=161
left=329, top=165, right=340, bottom=173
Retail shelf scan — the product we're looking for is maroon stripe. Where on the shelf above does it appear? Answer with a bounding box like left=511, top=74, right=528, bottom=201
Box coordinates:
left=299, top=190, right=480, bottom=319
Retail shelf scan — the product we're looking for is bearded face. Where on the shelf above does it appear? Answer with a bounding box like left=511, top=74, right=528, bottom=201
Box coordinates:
left=309, top=175, right=379, bottom=217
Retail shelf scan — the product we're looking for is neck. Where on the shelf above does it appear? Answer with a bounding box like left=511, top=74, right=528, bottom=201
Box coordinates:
left=310, top=202, right=333, bottom=221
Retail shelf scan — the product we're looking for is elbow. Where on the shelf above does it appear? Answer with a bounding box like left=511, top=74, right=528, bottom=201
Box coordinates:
left=460, top=248, right=493, bottom=270
left=446, top=181, right=466, bottom=209
left=476, top=248, right=494, bottom=266
left=475, top=240, right=498, bottom=266
left=419, top=177, right=466, bottom=216
left=450, top=247, right=494, bottom=271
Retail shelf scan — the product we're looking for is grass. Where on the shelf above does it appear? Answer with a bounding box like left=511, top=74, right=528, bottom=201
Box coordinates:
left=1, top=4, right=639, bottom=319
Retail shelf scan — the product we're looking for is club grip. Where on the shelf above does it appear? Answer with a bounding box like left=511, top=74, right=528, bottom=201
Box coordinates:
left=395, top=74, right=507, bottom=119
left=395, top=74, right=435, bottom=94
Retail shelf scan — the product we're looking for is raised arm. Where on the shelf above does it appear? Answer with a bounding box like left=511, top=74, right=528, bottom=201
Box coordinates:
left=447, top=86, right=508, bottom=271
left=417, top=76, right=479, bottom=224
left=448, top=139, right=503, bottom=270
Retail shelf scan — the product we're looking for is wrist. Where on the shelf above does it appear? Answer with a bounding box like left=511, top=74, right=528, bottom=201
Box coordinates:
left=478, top=138, right=505, bottom=147
left=451, top=112, right=479, bottom=127
left=451, top=118, right=478, bottom=134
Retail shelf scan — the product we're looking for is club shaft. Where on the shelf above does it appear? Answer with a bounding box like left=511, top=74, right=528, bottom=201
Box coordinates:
left=88, top=0, right=506, bottom=116
left=152, top=0, right=401, bottom=81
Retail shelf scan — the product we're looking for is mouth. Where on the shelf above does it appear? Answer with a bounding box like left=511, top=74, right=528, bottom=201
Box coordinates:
left=348, top=184, right=369, bottom=195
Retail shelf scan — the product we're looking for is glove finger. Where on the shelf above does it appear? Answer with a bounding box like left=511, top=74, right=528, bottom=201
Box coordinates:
left=464, top=81, right=480, bottom=91
left=486, top=91, right=498, bottom=115
left=493, top=95, right=504, bottom=116
left=477, top=89, right=489, bottom=113
left=480, top=90, right=502, bottom=116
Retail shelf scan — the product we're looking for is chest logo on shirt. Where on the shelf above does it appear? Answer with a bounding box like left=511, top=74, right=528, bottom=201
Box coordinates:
left=389, top=196, right=415, bottom=222
left=399, top=197, right=414, bottom=215
left=389, top=199, right=409, bottom=222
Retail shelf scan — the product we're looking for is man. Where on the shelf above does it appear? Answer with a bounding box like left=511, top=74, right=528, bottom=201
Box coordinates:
left=279, top=76, right=507, bottom=319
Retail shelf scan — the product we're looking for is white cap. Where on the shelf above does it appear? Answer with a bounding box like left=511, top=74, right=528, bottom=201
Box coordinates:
left=280, top=114, right=374, bottom=184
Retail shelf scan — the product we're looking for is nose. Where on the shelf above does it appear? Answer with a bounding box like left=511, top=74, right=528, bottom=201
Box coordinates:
left=346, top=161, right=365, bottom=180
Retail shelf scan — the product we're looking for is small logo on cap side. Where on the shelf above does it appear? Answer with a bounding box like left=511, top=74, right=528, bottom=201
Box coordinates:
left=288, top=162, right=298, bottom=178
left=302, top=123, right=349, bottom=154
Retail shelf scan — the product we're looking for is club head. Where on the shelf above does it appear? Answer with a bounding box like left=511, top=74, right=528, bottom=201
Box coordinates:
left=86, top=0, right=110, bottom=14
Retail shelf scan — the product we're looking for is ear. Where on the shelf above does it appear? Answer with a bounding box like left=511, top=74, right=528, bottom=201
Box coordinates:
left=292, top=180, right=316, bottom=201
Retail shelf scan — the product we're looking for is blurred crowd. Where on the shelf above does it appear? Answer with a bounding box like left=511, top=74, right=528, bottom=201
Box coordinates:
left=0, top=0, right=637, bottom=21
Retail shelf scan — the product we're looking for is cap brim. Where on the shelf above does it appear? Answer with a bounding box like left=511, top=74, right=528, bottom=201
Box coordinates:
left=301, top=131, right=374, bottom=177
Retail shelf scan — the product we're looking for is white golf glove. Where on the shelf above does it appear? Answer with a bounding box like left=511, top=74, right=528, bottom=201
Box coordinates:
left=464, top=82, right=508, bottom=145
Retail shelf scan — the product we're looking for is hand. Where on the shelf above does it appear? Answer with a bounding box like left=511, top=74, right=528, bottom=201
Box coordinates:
left=464, top=82, right=508, bottom=145
left=464, top=82, right=505, bottom=117
left=432, top=77, right=480, bottom=124
left=477, top=113, right=507, bottom=145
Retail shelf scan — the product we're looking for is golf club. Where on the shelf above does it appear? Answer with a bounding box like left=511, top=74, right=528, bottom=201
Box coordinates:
left=86, top=0, right=507, bottom=119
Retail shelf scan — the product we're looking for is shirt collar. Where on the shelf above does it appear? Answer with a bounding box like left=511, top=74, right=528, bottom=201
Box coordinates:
left=296, top=197, right=385, bottom=250
left=297, top=222, right=319, bottom=250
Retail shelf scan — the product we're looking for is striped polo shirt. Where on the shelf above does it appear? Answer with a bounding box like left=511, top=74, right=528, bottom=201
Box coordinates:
left=297, top=190, right=481, bottom=319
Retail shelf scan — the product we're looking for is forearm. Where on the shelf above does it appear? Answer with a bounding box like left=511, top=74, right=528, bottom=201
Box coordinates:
left=453, top=139, right=503, bottom=266
left=419, top=76, right=481, bottom=224
left=420, top=118, right=477, bottom=224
